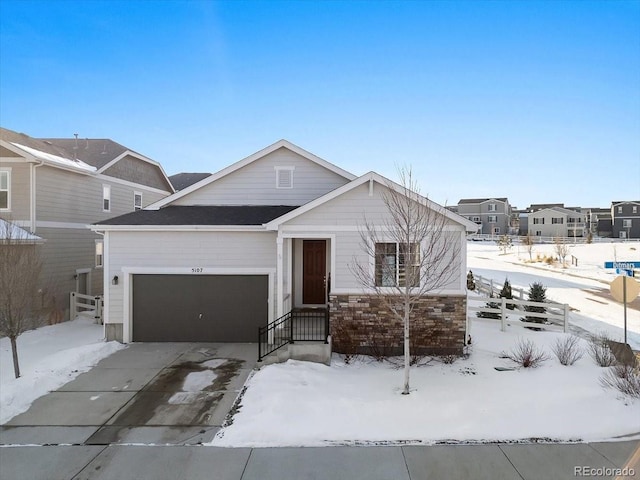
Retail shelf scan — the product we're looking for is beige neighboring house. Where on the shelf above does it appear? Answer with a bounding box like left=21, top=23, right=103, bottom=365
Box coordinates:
left=527, top=206, right=586, bottom=238
left=93, top=140, right=477, bottom=361
left=457, top=198, right=512, bottom=235
left=0, top=127, right=174, bottom=318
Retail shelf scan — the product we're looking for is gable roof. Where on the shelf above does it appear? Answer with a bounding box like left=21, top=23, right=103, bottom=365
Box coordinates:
left=528, top=206, right=583, bottom=216
left=149, top=139, right=356, bottom=209
left=265, top=172, right=479, bottom=232
left=1, top=127, right=96, bottom=173
left=169, top=172, right=213, bottom=191
left=40, top=138, right=129, bottom=169
left=94, top=205, right=299, bottom=228
left=458, top=197, right=508, bottom=205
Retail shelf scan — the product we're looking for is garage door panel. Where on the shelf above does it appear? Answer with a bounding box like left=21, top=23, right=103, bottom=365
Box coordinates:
left=132, top=275, right=268, bottom=342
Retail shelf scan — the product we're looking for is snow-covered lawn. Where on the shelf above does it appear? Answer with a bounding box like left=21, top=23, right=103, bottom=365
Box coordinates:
left=0, top=316, right=124, bottom=424
left=212, top=241, right=640, bottom=447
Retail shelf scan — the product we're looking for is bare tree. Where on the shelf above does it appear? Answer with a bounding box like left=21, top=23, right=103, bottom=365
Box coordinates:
left=554, top=236, right=570, bottom=265
left=0, top=219, right=44, bottom=378
left=350, top=167, right=462, bottom=395
left=521, top=232, right=534, bottom=261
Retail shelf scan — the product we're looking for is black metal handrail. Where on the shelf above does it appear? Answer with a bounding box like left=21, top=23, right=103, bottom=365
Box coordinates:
left=258, top=308, right=329, bottom=362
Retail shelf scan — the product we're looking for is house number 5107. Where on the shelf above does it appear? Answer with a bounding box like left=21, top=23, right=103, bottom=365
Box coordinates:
left=191, top=267, right=203, bottom=273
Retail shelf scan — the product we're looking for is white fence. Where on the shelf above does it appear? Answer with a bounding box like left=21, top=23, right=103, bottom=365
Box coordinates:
left=70, top=292, right=103, bottom=324
left=467, top=234, right=639, bottom=245
left=469, top=274, right=569, bottom=333
left=468, top=294, right=569, bottom=333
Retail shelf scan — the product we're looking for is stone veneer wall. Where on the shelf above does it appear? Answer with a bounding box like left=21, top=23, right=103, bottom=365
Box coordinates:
left=329, top=294, right=467, bottom=355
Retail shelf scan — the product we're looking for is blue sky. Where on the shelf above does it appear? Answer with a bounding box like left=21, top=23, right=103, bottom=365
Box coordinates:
left=1, top=0, right=638, bottom=209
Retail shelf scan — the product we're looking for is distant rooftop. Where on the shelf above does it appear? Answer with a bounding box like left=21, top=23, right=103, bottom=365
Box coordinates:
left=169, top=172, right=212, bottom=191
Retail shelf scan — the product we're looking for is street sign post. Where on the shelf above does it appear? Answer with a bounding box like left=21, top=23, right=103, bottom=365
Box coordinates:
left=610, top=275, right=640, bottom=344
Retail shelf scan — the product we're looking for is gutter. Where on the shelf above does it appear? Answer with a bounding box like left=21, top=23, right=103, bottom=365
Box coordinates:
left=30, top=159, right=45, bottom=233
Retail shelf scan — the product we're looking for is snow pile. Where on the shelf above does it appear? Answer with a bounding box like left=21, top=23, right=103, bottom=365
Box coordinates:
left=0, top=317, right=124, bottom=424
left=211, top=320, right=639, bottom=447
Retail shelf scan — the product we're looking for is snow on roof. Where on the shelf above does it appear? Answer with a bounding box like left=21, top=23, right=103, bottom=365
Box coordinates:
left=0, top=219, right=44, bottom=242
left=11, top=142, right=96, bottom=173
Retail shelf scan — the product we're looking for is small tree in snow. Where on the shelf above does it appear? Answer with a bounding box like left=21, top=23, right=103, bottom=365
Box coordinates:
left=466, top=270, right=476, bottom=291
left=350, top=166, right=462, bottom=395
left=500, top=278, right=514, bottom=310
left=0, top=219, right=44, bottom=378
left=554, top=237, right=570, bottom=265
left=524, top=282, right=547, bottom=324
left=521, top=232, right=534, bottom=261
left=497, top=235, right=512, bottom=254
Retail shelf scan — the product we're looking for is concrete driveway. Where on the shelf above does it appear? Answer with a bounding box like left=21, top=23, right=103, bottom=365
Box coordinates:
left=0, top=343, right=257, bottom=446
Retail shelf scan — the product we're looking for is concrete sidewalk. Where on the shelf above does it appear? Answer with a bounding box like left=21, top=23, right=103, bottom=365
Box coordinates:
left=0, top=441, right=638, bottom=480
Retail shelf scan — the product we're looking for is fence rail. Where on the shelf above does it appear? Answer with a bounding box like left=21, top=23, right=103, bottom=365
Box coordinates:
left=70, top=292, right=103, bottom=324
left=258, top=309, right=329, bottom=362
left=467, top=234, right=639, bottom=245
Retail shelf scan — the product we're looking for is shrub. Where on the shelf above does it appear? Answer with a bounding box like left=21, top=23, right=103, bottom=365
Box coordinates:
left=588, top=332, right=617, bottom=367
left=503, top=339, right=549, bottom=368
left=332, top=320, right=360, bottom=364
left=600, top=365, right=640, bottom=398
left=466, top=270, right=476, bottom=291
left=551, top=335, right=584, bottom=366
left=524, top=282, right=547, bottom=323
left=439, top=354, right=458, bottom=365
left=500, top=278, right=515, bottom=310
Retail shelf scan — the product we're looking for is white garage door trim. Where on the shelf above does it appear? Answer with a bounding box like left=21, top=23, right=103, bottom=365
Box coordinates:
left=121, top=266, right=275, bottom=343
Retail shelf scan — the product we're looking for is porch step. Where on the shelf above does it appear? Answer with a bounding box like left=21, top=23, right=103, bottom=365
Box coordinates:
left=260, top=338, right=332, bottom=366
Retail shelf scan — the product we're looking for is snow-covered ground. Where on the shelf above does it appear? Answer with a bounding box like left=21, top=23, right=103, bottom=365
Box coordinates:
left=0, top=316, right=124, bottom=424
left=467, top=240, right=640, bottom=350
left=212, top=241, right=640, bottom=447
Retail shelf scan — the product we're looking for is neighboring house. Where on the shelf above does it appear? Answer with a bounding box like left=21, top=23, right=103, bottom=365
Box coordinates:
left=93, top=140, right=477, bottom=358
left=457, top=198, right=512, bottom=235
left=585, top=207, right=611, bottom=237
left=526, top=206, right=586, bottom=238
left=611, top=201, right=640, bottom=239
left=169, top=172, right=212, bottom=191
left=0, top=127, right=174, bottom=317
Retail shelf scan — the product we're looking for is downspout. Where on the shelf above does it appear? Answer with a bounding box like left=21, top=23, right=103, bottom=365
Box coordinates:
left=30, top=160, right=44, bottom=234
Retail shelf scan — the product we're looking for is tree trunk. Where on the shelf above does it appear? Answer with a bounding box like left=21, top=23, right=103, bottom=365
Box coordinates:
left=10, top=335, right=20, bottom=379
left=402, top=306, right=410, bottom=395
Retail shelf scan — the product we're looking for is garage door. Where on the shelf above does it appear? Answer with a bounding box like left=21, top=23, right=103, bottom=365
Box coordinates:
left=132, top=274, right=268, bottom=342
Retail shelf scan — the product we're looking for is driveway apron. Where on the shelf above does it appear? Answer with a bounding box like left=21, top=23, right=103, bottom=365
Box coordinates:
left=0, top=343, right=256, bottom=446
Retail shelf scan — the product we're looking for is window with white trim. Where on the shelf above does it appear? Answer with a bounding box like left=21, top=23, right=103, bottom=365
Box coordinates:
left=618, top=206, right=623, bottom=213
left=103, top=185, right=111, bottom=212
left=275, top=166, right=294, bottom=189
left=375, top=242, right=420, bottom=287
left=492, top=227, right=500, bottom=234
left=535, top=230, right=542, bottom=236
left=0, top=169, right=10, bottom=210
left=488, top=203, right=496, bottom=212
left=488, top=215, right=497, bottom=223
left=552, top=217, right=563, bottom=224
left=95, top=240, right=103, bottom=268
left=533, top=217, right=544, bottom=224
left=134, top=192, right=142, bottom=211
left=633, top=206, right=638, bottom=214
left=623, top=219, right=632, bottom=228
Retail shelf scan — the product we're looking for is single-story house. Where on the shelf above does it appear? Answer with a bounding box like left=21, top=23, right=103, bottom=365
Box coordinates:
left=93, top=140, right=477, bottom=359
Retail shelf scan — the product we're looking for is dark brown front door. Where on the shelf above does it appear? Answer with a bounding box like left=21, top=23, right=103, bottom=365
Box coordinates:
left=303, top=240, right=326, bottom=304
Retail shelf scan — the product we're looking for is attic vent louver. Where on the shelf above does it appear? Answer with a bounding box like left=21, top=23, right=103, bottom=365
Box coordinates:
left=275, top=166, right=294, bottom=189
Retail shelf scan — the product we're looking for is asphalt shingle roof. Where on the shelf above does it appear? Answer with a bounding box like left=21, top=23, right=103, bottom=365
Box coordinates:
left=169, top=173, right=213, bottom=191
left=96, top=205, right=300, bottom=226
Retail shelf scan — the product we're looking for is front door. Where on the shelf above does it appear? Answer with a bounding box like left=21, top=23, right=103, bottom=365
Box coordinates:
left=303, top=240, right=326, bottom=304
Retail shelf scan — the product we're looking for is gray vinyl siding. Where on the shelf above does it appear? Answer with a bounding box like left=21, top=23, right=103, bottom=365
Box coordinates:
left=0, top=161, right=31, bottom=220
left=35, top=165, right=169, bottom=224
left=285, top=183, right=459, bottom=228
left=457, top=200, right=509, bottom=235
left=36, top=226, right=104, bottom=314
left=106, top=230, right=277, bottom=326
left=282, top=182, right=465, bottom=293
left=171, top=147, right=350, bottom=206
